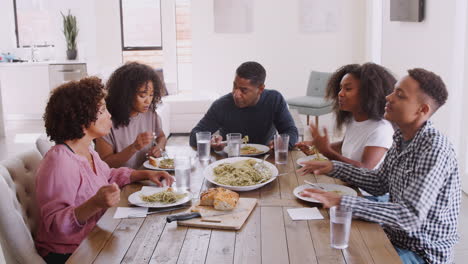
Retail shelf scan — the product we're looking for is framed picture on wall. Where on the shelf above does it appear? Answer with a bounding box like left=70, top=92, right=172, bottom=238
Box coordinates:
left=214, top=0, right=253, bottom=34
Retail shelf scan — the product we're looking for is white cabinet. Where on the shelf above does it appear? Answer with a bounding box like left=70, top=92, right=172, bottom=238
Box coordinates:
left=0, top=62, right=87, bottom=120
left=49, top=64, right=87, bottom=90
left=0, top=64, right=49, bottom=119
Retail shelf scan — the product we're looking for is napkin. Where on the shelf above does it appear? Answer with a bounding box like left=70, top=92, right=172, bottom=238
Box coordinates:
left=113, top=207, right=148, bottom=219
left=141, top=186, right=164, bottom=192
left=287, top=207, right=324, bottom=220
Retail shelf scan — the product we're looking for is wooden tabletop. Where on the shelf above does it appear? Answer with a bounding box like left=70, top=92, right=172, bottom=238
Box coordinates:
left=67, top=146, right=400, bottom=264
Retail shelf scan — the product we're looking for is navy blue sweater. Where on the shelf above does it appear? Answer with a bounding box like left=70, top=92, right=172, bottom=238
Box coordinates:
left=189, top=89, right=298, bottom=148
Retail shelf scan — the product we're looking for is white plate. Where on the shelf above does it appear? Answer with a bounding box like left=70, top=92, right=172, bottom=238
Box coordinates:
left=143, top=158, right=174, bottom=171
left=128, top=187, right=193, bottom=208
left=223, top=144, right=270, bottom=157
left=296, top=154, right=329, bottom=167
left=204, top=157, right=278, bottom=191
left=293, top=183, right=357, bottom=203
left=239, top=144, right=270, bottom=156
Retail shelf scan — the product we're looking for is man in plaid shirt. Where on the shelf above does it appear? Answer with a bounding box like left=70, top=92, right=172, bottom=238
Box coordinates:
left=299, top=68, right=460, bottom=264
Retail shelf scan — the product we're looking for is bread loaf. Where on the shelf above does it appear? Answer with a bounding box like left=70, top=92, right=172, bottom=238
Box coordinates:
left=213, top=188, right=239, bottom=210
left=199, top=187, right=239, bottom=210
left=199, top=188, right=218, bottom=206
left=148, top=156, right=158, bottom=167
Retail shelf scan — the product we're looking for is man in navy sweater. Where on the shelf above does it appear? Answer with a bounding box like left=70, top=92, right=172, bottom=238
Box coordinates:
left=189, top=61, right=298, bottom=150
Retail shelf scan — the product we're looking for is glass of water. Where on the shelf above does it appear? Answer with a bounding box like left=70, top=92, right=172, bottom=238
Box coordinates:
left=330, top=205, right=352, bottom=249
left=196, top=131, right=211, bottom=161
left=274, top=134, right=289, bottom=164
left=174, top=156, right=191, bottom=192
left=227, top=133, right=242, bottom=157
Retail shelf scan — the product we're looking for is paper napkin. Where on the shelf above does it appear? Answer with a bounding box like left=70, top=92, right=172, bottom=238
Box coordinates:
left=113, top=207, right=148, bottom=219
left=287, top=207, right=324, bottom=220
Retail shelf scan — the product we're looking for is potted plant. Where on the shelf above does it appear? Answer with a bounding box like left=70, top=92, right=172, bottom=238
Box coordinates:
left=61, top=10, right=79, bottom=60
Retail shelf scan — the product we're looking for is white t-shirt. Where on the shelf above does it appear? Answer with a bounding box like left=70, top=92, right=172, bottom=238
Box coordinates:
left=341, top=118, right=394, bottom=167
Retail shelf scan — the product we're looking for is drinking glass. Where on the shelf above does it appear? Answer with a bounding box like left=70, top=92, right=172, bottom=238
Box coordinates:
left=174, top=156, right=191, bottom=192
left=274, top=134, right=289, bottom=164
left=196, top=132, right=211, bottom=161
left=227, top=133, right=242, bottom=157
left=330, top=205, right=353, bottom=249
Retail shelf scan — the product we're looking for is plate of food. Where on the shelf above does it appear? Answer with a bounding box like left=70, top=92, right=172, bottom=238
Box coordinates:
left=296, top=154, right=328, bottom=166
left=293, top=183, right=357, bottom=203
left=239, top=144, right=270, bottom=156
left=143, top=156, right=175, bottom=171
left=204, top=157, right=278, bottom=191
left=128, top=187, right=193, bottom=208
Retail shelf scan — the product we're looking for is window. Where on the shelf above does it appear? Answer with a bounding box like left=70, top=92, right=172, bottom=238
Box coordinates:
left=122, top=0, right=192, bottom=91
left=13, top=0, right=55, bottom=47
left=120, top=0, right=163, bottom=50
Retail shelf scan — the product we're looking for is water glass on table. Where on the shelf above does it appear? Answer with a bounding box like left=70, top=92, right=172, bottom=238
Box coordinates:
left=227, top=133, right=242, bottom=157
left=196, top=132, right=211, bottom=161
left=329, top=205, right=353, bottom=249
left=174, top=156, right=191, bottom=192
left=274, top=134, right=289, bottom=164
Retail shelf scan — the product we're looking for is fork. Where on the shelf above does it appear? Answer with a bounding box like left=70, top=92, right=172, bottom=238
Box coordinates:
left=304, top=180, right=325, bottom=190
left=254, top=154, right=270, bottom=174
left=160, top=148, right=170, bottom=160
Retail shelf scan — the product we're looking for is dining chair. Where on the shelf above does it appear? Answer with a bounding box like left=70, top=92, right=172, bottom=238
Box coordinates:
left=0, top=149, right=46, bottom=264
left=286, top=70, right=333, bottom=126
left=35, top=135, right=54, bottom=157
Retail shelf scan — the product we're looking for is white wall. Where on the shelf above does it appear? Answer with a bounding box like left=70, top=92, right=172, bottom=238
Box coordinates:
left=91, top=0, right=123, bottom=76
left=0, top=0, right=16, bottom=52
left=161, top=0, right=178, bottom=85
left=191, top=0, right=367, bottom=99
left=381, top=0, right=456, bottom=137
left=379, top=0, right=468, bottom=192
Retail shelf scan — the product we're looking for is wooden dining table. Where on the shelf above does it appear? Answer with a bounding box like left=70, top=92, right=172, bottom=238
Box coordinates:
left=67, top=145, right=400, bottom=264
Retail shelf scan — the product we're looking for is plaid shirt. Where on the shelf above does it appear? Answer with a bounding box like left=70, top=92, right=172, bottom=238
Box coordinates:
left=331, top=121, right=461, bottom=264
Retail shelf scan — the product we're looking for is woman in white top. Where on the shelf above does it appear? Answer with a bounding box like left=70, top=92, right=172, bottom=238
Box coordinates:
left=297, top=63, right=396, bottom=169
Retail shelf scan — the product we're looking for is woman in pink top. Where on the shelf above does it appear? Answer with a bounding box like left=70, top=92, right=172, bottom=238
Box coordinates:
left=34, top=77, right=174, bottom=263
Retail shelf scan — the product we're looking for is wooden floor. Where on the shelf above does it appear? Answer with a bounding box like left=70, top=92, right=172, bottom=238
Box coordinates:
left=0, top=120, right=467, bottom=263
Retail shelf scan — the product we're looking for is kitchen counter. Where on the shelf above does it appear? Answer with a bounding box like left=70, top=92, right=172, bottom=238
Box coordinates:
left=0, top=62, right=87, bottom=119
left=0, top=60, right=86, bottom=67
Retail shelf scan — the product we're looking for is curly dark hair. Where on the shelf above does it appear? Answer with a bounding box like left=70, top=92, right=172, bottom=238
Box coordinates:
left=326, top=63, right=397, bottom=130
left=236, top=61, right=266, bottom=87
left=106, top=62, right=163, bottom=128
left=44, top=77, right=106, bottom=143
left=408, top=68, right=448, bottom=111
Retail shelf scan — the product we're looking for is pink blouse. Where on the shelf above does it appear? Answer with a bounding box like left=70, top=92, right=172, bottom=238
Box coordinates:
left=34, top=144, right=134, bottom=256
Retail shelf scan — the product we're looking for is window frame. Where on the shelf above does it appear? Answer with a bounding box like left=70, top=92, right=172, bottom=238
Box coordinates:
left=12, top=0, right=55, bottom=48
left=119, top=0, right=163, bottom=51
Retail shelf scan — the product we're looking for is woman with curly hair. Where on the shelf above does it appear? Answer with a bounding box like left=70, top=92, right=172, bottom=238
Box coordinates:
left=95, top=62, right=166, bottom=169
left=297, top=63, right=396, bottom=169
left=34, top=77, right=173, bottom=264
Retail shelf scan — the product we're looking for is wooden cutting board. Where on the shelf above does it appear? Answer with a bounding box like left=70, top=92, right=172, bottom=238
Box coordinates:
left=176, top=198, right=257, bottom=230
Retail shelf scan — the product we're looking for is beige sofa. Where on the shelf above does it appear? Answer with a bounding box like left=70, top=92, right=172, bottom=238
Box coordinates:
left=0, top=149, right=45, bottom=264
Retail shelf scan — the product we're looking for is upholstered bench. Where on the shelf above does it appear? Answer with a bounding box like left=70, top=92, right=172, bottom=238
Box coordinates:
left=0, top=149, right=45, bottom=263
left=162, top=91, right=219, bottom=134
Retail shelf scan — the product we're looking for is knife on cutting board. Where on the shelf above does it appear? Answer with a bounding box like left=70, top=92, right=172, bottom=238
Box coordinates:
left=166, top=209, right=243, bottom=223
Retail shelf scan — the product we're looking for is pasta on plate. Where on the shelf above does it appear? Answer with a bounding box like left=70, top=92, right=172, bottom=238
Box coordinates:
left=140, top=188, right=187, bottom=204
left=213, top=159, right=272, bottom=186
left=240, top=145, right=262, bottom=155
